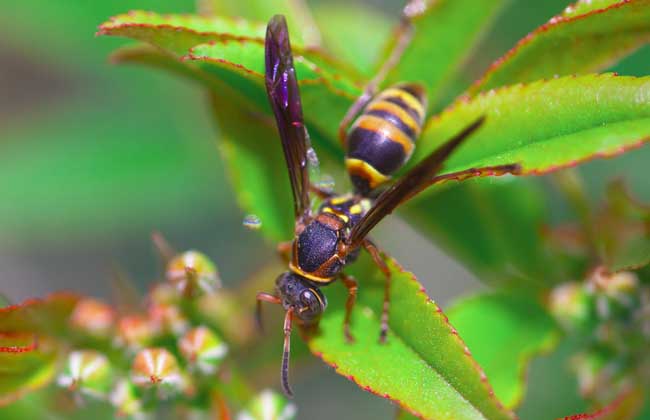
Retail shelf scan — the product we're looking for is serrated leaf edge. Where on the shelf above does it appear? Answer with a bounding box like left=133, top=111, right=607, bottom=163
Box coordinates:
left=183, top=41, right=358, bottom=100
left=310, top=257, right=514, bottom=420
left=426, top=73, right=650, bottom=178
left=469, top=0, right=647, bottom=94
left=0, top=332, right=38, bottom=353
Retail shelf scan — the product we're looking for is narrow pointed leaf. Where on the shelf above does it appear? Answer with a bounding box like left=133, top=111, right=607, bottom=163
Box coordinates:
left=98, top=11, right=358, bottom=88
left=97, top=11, right=266, bottom=55
left=308, top=256, right=513, bottom=420
left=384, top=0, right=509, bottom=107
left=416, top=74, right=650, bottom=179
left=471, top=0, right=650, bottom=94
left=446, top=291, right=560, bottom=409
left=0, top=334, right=58, bottom=406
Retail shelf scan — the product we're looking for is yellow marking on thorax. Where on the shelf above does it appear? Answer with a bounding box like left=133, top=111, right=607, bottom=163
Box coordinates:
left=367, top=100, right=422, bottom=136
left=377, top=88, right=425, bottom=121
left=353, top=115, right=414, bottom=156
left=289, top=262, right=336, bottom=284
left=322, top=206, right=349, bottom=223
left=329, top=196, right=350, bottom=205
left=349, top=204, right=363, bottom=215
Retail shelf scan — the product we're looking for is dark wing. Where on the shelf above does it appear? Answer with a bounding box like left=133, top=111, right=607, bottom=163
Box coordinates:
left=348, top=117, right=486, bottom=249
left=265, top=15, right=311, bottom=218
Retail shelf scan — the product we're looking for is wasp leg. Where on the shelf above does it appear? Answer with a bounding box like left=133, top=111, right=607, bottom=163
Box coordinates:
left=337, top=1, right=418, bottom=145
left=340, top=273, right=358, bottom=343
left=256, top=292, right=281, bottom=333
left=277, top=241, right=292, bottom=264
left=309, top=183, right=335, bottom=199
left=362, top=240, right=391, bottom=343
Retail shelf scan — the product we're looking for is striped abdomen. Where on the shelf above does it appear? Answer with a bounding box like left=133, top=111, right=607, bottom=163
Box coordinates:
left=345, top=83, right=427, bottom=195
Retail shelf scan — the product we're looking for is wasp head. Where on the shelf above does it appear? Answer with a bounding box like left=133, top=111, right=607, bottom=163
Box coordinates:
left=275, top=271, right=327, bottom=324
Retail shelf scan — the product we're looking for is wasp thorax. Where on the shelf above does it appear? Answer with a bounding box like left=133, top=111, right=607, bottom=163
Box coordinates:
left=275, top=272, right=327, bottom=323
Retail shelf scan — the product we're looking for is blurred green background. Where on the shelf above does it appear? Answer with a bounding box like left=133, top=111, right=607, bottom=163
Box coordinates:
left=1, top=0, right=649, bottom=418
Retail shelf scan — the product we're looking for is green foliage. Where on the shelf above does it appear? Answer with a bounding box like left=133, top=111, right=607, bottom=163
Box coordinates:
left=0, top=0, right=225, bottom=241
left=0, top=335, right=58, bottom=406
left=472, top=0, right=650, bottom=93
left=418, top=74, right=650, bottom=176
left=384, top=0, right=509, bottom=108
left=92, top=0, right=650, bottom=418
left=98, top=11, right=267, bottom=55
left=198, top=0, right=319, bottom=46
left=0, top=293, right=80, bottom=335
left=404, top=178, right=554, bottom=287
left=309, top=256, right=512, bottom=420
left=5, top=0, right=650, bottom=418
left=446, top=291, right=560, bottom=409
left=311, top=2, right=393, bottom=77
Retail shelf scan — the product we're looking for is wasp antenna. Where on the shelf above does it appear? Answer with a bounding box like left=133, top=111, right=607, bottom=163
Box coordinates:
left=281, top=308, right=294, bottom=397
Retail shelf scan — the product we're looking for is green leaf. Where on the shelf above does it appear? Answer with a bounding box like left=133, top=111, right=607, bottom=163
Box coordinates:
left=111, top=46, right=300, bottom=241
left=197, top=0, right=321, bottom=47
left=446, top=291, right=560, bottom=409
left=416, top=74, right=650, bottom=178
left=308, top=256, right=513, bottom=420
left=560, top=387, right=646, bottom=420
left=98, top=11, right=359, bottom=86
left=206, top=93, right=294, bottom=242
left=311, top=2, right=393, bottom=77
left=97, top=10, right=267, bottom=55
left=608, top=235, right=650, bottom=272
left=0, top=293, right=79, bottom=336
left=0, top=334, right=58, bottom=406
left=396, top=409, right=421, bottom=420
left=471, top=0, right=650, bottom=94
left=404, top=177, right=557, bottom=287
left=185, top=40, right=359, bottom=147
left=384, top=0, right=509, bottom=108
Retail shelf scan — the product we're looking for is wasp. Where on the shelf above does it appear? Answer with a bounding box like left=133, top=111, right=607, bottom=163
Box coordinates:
left=256, top=13, right=520, bottom=396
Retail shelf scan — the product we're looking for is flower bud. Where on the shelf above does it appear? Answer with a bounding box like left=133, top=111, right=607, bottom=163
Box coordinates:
left=237, top=389, right=296, bottom=420
left=572, top=347, right=629, bottom=402
left=588, top=268, right=640, bottom=320
left=131, top=348, right=185, bottom=395
left=57, top=350, right=113, bottom=399
left=70, top=298, right=114, bottom=338
left=549, top=282, right=594, bottom=332
left=115, top=315, right=158, bottom=350
left=149, top=283, right=180, bottom=306
left=110, top=379, right=142, bottom=417
left=178, top=326, right=228, bottom=374
left=148, top=302, right=189, bottom=336
left=166, top=251, right=221, bottom=297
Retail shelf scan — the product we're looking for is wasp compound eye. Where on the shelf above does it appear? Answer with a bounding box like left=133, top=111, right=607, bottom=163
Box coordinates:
left=297, top=288, right=326, bottom=322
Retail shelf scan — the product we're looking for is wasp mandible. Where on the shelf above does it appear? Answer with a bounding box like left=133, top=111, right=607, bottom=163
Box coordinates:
left=256, top=11, right=520, bottom=396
